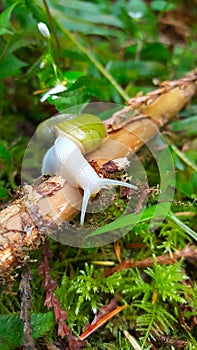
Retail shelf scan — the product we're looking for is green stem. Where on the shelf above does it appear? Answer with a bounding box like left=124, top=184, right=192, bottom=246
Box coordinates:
left=42, top=0, right=61, bottom=50
left=168, top=210, right=197, bottom=242
left=57, top=22, right=130, bottom=102
left=51, top=60, right=59, bottom=81
left=171, top=144, right=197, bottom=172
left=46, top=39, right=59, bottom=81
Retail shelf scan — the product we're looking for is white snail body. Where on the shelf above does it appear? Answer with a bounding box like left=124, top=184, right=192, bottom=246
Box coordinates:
left=37, top=114, right=137, bottom=225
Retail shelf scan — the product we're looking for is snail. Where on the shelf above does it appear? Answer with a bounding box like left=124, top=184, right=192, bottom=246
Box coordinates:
left=36, top=113, right=137, bottom=225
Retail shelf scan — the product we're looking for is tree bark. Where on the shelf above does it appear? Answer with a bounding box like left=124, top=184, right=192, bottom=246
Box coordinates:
left=0, top=73, right=196, bottom=280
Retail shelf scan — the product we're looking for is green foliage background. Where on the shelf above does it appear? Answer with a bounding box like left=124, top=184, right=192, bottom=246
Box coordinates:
left=0, top=0, right=197, bottom=349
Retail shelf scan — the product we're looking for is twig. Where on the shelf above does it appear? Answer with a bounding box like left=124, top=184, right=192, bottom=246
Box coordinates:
left=38, top=242, right=86, bottom=349
left=151, top=332, right=187, bottom=348
left=104, top=244, right=197, bottom=277
left=19, top=264, right=36, bottom=349
left=80, top=298, right=127, bottom=341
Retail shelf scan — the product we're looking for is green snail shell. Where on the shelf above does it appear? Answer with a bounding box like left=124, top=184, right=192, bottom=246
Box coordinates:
left=36, top=113, right=106, bottom=153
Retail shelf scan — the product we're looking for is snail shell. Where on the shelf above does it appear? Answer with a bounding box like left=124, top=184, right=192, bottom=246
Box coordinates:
left=36, top=113, right=106, bottom=152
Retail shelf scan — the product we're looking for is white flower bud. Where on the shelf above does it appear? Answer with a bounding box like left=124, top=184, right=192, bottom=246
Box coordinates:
left=38, top=22, right=51, bottom=39
left=40, top=60, right=45, bottom=69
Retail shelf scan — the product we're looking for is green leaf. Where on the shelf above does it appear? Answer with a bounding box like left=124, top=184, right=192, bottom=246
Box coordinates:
left=0, top=187, right=9, bottom=200
left=150, top=0, right=176, bottom=12
left=141, top=42, right=170, bottom=63
left=108, top=60, right=167, bottom=83
left=171, top=116, right=197, bottom=136
left=58, top=16, right=123, bottom=37
left=48, top=0, right=124, bottom=37
left=31, top=311, right=55, bottom=338
left=0, top=2, right=20, bottom=36
left=89, top=202, right=197, bottom=243
left=0, top=54, right=27, bottom=79
left=63, top=70, right=85, bottom=83
left=0, top=145, right=11, bottom=168
left=145, top=261, right=186, bottom=303
left=134, top=302, right=176, bottom=345
left=0, top=312, right=55, bottom=350
left=0, top=315, right=23, bottom=350
left=48, top=76, right=113, bottom=111
left=69, top=76, right=112, bottom=99
left=48, top=93, right=89, bottom=112
left=23, top=56, right=45, bottom=81
left=0, top=32, right=29, bottom=60
left=127, top=0, right=149, bottom=18
left=168, top=210, right=197, bottom=242
left=176, top=172, right=197, bottom=198
left=88, top=203, right=170, bottom=236
left=48, top=0, right=123, bottom=27
left=61, top=49, right=88, bottom=62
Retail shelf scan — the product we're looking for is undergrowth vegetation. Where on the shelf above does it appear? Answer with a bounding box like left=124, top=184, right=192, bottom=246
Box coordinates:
left=0, top=0, right=197, bottom=349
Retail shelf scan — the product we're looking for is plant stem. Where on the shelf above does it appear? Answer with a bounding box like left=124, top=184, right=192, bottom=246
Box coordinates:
left=42, top=0, right=61, bottom=50
left=168, top=210, right=197, bottom=242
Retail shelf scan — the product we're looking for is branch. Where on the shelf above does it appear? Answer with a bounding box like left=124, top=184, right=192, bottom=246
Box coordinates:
left=103, top=244, right=197, bottom=277
left=0, top=73, right=196, bottom=280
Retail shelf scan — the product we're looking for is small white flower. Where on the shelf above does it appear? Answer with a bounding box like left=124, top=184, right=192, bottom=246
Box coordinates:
left=38, top=22, right=51, bottom=39
left=128, top=11, right=143, bottom=19
left=40, top=84, right=67, bottom=102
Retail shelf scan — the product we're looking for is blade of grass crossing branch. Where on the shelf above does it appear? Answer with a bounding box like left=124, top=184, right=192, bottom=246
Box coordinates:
left=89, top=203, right=197, bottom=242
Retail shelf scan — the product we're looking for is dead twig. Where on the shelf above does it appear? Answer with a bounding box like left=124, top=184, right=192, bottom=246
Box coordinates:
left=38, top=243, right=86, bottom=350
left=20, top=264, right=36, bottom=349
left=104, top=244, right=197, bottom=277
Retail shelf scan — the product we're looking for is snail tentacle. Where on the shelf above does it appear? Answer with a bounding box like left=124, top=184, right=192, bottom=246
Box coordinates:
left=80, top=188, right=91, bottom=226
left=98, top=178, right=138, bottom=191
